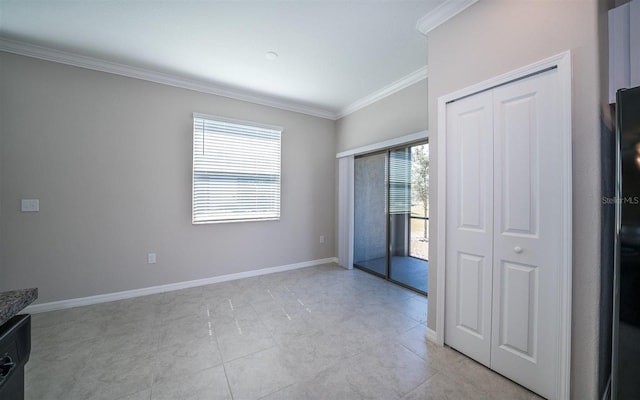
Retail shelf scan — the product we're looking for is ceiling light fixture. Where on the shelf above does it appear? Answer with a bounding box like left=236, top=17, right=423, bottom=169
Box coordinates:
left=265, top=51, right=278, bottom=61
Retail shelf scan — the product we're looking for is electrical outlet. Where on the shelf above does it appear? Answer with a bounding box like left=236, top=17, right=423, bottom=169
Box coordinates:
left=21, top=199, right=39, bottom=212
left=148, top=253, right=157, bottom=264
left=319, top=235, right=325, bottom=244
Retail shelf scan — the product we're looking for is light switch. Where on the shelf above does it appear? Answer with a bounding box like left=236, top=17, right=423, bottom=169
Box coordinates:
left=21, top=199, right=39, bottom=212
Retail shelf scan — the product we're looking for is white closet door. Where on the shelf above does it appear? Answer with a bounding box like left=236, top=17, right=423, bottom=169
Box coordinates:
left=445, top=66, right=566, bottom=399
left=444, top=91, right=494, bottom=367
left=490, top=68, right=562, bottom=400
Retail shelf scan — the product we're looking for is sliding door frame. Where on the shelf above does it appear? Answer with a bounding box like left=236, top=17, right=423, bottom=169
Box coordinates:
left=350, top=140, right=429, bottom=295
left=336, top=130, right=428, bottom=272
left=387, top=142, right=429, bottom=295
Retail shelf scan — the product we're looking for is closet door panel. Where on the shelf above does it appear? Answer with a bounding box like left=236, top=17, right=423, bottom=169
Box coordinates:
left=445, top=91, right=494, bottom=366
left=490, top=68, right=562, bottom=400
left=498, top=260, right=538, bottom=357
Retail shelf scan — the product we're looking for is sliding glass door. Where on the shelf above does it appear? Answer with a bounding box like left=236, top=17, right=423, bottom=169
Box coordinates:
left=389, top=144, right=428, bottom=293
left=353, top=151, right=387, bottom=277
left=353, top=143, right=429, bottom=294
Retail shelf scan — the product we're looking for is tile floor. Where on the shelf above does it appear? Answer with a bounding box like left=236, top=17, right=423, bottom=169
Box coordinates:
left=355, top=256, right=428, bottom=293
left=25, top=263, right=539, bottom=400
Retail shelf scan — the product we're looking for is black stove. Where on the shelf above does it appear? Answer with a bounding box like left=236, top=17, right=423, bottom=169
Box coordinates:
left=0, top=315, right=31, bottom=400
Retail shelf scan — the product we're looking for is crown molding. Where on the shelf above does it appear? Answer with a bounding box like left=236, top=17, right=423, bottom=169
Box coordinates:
left=1, top=37, right=430, bottom=121
left=416, top=0, right=478, bottom=35
left=336, top=66, right=428, bottom=119
left=0, top=37, right=337, bottom=120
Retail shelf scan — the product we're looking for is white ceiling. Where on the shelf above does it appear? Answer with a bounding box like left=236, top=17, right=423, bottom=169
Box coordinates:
left=0, top=1, right=444, bottom=119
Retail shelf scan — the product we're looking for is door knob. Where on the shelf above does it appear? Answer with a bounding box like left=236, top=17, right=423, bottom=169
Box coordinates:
left=514, top=246, right=523, bottom=254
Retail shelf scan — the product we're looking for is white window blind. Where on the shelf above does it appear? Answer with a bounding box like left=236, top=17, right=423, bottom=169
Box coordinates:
left=192, top=114, right=282, bottom=224
left=389, top=149, right=411, bottom=214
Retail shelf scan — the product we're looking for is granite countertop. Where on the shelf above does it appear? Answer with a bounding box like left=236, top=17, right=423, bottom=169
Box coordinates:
left=0, top=288, right=38, bottom=326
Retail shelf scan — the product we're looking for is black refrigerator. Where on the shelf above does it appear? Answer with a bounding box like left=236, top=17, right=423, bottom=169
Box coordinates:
left=613, top=85, right=640, bottom=399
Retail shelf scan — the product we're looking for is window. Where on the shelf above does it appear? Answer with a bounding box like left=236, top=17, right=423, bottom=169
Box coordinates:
left=192, top=113, right=282, bottom=224
left=388, top=148, right=411, bottom=215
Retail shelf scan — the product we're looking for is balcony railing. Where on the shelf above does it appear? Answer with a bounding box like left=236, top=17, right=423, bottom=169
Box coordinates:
left=409, top=215, right=429, bottom=261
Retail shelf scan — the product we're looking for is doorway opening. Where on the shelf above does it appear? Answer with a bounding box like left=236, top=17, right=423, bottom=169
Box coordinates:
left=353, top=142, right=429, bottom=294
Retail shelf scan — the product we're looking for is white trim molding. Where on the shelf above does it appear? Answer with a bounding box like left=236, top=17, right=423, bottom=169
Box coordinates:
left=0, top=38, right=336, bottom=120
left=425, top=327, right=439, bottom=344
left=23, top=257, right=337, bottom=314
left=337, top=66, right=428, bottom=119
left=416, top=0, right=479, bottom=35
left=436, top=51, right=572, bottom=400
left=337, top=156, right=355, bottom=269
left=1, top=37, right=429, bottom=122
left=336, top=130, right=428, bottom=159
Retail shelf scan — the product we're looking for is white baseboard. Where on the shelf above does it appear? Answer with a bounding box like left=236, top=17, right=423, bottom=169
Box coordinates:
left=24, top=257, right=338, bottom=314
left=425, top=327, right=439, bottom=344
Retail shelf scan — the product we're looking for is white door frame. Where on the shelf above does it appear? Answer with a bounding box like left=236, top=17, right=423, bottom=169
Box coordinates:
left=337, top=155, right=355, bottom=269
left=435, top=51, right=572, bottom=400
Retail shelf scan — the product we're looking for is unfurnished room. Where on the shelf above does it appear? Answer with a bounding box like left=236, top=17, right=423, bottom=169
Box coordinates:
left=0, top=1, right=637, bottom=399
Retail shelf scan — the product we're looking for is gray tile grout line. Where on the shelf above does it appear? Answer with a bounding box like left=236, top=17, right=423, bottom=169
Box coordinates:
left=26, top=265, right=533, bottom=400
left=207, top=301, right=237, bottom=400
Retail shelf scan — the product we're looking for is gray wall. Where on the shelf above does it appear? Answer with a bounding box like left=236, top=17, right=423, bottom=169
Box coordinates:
left=426, top=1, right=602, bottom=398
left=0, top=53, right=336, bottom=304
left=598, top=2, right=614, bottom=398
left=336, top=79, right=428, bottom=153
